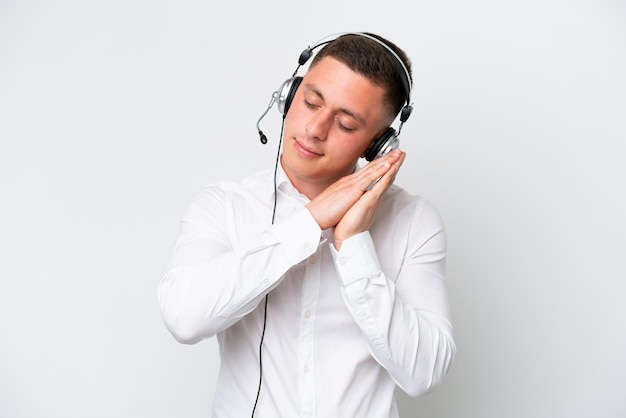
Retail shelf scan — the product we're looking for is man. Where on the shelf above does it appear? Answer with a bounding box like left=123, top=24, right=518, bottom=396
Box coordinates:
left=158, top=32, right=455, bottom=417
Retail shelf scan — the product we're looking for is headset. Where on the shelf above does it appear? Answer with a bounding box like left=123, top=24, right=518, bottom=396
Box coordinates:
left=257, top=32, right=413, bottom=161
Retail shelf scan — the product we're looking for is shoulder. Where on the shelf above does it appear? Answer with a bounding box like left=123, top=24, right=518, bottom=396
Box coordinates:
left=372, top=185, right=446, bottom=270
left=191, top=169, right=273, bottom=202
left=182, top=170, right=274, bottom=219
left=376, top=185, right=446, bottom=248
left=381, top=185, right=443, bottom=224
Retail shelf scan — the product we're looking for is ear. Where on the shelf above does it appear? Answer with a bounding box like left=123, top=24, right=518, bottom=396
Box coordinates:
left=364, top=127, right=398, bottom=161
left=361, top=126, right=390, bottom=159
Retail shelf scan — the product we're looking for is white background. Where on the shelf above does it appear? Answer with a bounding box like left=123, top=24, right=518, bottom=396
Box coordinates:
left=1, top=0, right=625, bottom=417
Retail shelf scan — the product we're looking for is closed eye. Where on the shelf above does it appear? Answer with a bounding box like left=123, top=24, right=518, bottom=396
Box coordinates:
left=336, top=119, right=356, bottom=132
left=303, top=99, right=319, bottom=109
left=303, top=98, right=357, bottom=132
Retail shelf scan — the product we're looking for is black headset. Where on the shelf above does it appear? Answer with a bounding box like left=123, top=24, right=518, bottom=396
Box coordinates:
left=257, top=32, right=413, bottom=161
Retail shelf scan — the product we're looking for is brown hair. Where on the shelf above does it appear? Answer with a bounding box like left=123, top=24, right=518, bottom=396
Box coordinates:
left=310, top=33, right=412, bottom=119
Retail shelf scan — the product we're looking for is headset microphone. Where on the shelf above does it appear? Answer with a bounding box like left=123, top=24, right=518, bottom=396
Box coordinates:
left=257, top=91, right=281, bottom=144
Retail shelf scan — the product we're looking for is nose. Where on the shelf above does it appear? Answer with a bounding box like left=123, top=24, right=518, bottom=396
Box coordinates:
left=305, top=109, right=332, bottom=141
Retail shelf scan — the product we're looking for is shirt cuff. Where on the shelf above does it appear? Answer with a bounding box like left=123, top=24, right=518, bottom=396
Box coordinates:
left=331, top=231, right=382, bottom=286
left=271, top=206, right=322, bottom=264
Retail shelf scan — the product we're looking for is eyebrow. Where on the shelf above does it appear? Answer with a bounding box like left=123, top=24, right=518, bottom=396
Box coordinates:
left=305, top=84, right=367, bottom=125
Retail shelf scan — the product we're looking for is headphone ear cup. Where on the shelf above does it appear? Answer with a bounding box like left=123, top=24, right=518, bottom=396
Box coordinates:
left=364, top=127, right=400, bottom=161
left=277, top=76, right=303, bottom=115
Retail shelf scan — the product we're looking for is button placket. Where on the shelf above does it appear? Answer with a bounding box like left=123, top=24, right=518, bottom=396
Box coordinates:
left=298, top=243, right=321, bottom=417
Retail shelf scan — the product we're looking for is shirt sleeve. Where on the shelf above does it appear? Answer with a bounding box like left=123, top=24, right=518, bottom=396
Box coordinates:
left=158, top=186, right=321, bottom=344
left=330, top=198, right=456, bottom=397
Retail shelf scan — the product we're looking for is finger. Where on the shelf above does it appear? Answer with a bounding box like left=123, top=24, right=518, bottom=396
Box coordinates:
left=367, top=151, right=405, bottom=191
left=356, top=151, right=401, bottom=187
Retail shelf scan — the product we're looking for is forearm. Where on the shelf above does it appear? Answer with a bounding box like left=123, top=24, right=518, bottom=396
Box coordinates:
left=158, top=206, right=321, bottom=344
left=371, top=284, right=455, bottom=396
left=332, top=228, right=455, bottom=396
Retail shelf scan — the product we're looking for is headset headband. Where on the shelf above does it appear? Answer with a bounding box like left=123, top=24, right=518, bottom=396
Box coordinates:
left=294, top=32, right=413, bottom=122
left=256, top=32, right=413, bottom=147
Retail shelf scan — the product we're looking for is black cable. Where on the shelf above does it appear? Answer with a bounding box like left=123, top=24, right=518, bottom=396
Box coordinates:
left=251, top=294, right=268, bottom=416
left=270, top=121, right=284, bottom=225
left=251, top=119, right=285, bottom=417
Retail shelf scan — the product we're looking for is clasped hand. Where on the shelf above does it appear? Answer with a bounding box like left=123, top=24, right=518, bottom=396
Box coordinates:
left=305, top=149, right=406, bottom=250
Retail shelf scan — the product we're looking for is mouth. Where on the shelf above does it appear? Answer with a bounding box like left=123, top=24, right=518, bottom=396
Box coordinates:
left=294, top=140, right=324, bottom=158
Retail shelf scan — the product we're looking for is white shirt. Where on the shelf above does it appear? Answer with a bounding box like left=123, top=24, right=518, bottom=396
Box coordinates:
left=158, top=163, right=455, bottom=418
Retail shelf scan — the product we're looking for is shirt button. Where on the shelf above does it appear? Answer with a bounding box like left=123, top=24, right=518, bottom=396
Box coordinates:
left=263, top=278, right=269, bottom=284
left=304, top=310, right=311, bottom=318
left=308, top=255, right=317, bottom=264
left=339, top=258, right=347, bottom=266
left=304, top=365, right=310, bottom=373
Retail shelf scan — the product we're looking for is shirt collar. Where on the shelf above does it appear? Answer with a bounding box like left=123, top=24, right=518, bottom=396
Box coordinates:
left=269, top=160, right=310, bottom=204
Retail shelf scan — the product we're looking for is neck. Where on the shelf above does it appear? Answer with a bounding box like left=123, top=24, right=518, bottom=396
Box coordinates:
left=280, top=159, right=357, bottom=201
left=292, top=180, right=328, bottom=200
